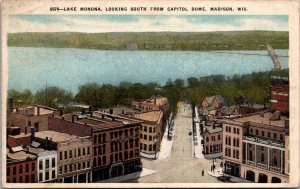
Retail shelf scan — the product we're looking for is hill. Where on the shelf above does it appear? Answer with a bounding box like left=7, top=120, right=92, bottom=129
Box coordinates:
left=8, top=31, right=288, bottom=51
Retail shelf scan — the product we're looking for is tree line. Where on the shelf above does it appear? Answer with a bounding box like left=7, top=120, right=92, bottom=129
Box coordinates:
left=8, top=69, right=288, bottom=112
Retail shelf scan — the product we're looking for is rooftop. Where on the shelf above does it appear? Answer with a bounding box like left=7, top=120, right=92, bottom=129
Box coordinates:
left=8, top=133, right=31, bottom=138
left=233, top=112, right=287, bottom=128
left=7, top=150, right=37, bottom=161
left=28, top=147, right=56, bottom=156
left=205, top=126, right=223, bottom=134
left=131, top=110, right=163, bottom=123
left=35, top=130, right=80, bottom=142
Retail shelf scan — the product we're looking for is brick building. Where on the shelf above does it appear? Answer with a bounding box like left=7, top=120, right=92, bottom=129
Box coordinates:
left=7, top=149, right=38, bottom=183
left=7, top=104, right=60, bottom=133
left=47, top=111, right=142, bottom=182
left=270, top=76, right=289, bottom=114
left=222, top=112, right=289, bottom=183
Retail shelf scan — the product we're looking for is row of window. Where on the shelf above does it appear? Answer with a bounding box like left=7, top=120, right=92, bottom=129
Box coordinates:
left=143, top=126, right=156, bottom=133
left=110, top=150, right=139, bottom=163
left=225, top=136, right=240, bottom=147
left=249, top=128, right=284, bottom=140
left=59, top=161, right=90, bottom=174
left=205, top=144, right=222, bottom=153
left=59, top=147, right=90, bottom=160
left=39, top=170, right=55, bottom=182
left=206, top=134, right=221, bottom=142
left=39, top=158, right=55, bottom=170
left=141, top=134, right=156, bottom=141
left=7, top=163, right=35, bottom=176
left=225, top=126, right=240, bottom=134
left=109, top=128, right=139, bottom=140
left=142, top=144, right=156, bottom=152
left=232, top=149, right=240, bottom=159
left=7, top=174, right=35, bottom=183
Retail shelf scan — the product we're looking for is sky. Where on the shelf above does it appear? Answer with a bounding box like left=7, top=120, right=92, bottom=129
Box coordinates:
left=9, top=15, right=288, bottom=33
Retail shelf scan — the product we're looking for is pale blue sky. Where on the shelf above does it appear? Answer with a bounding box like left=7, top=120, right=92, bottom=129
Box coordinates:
left=9, top=15, right=288, bottom=33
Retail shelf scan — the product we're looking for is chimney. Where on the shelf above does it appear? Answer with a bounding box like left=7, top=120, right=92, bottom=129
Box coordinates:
left=30, top=127, right=35, bottom=140
left=72, top=115, right=75, bottom=122
left=59, top=109, right=63, bottom=116
left=37, top=106, right=40, bottom=116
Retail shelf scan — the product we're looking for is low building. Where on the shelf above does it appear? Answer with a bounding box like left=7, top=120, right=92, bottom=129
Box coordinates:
left=132, top=96, right=168, bottom=112
left=7, top=104, right=60, bottom=133
left=98, top=105, right=138, bottom=115
left=222, top=112, right=289, bottom=183
left=7, top=148, right=38, bottom=183
left=34, top=130, right=92, bottom=183
left=202, top=95, right=225, bottom=109
left=203, top=120, right=223, bottom=157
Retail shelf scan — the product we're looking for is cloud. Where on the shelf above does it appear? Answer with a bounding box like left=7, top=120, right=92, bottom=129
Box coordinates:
left=9, top=15, right=288, bottom=33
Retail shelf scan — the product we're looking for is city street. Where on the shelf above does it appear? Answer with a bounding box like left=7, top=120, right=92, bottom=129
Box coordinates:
left=126, top=102, right=222, bottom=183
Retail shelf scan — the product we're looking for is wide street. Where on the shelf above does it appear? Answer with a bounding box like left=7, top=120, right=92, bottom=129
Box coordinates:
left=127, top=102, right=222, bottom=183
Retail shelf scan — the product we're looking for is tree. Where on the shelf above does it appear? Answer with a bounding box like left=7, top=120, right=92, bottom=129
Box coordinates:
left=7, top=88, right=35, bottom=106
left=35, top=86, right=73, bottom=108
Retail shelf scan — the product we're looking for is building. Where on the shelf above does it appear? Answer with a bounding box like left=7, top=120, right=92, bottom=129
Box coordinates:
left=270, top=76, right=289, bottom=114
left=203, top=120, right=223, bottom=157
left=129, top=110, right=164, bottom=159
left=132, top=96, right=168, bottom=112
left=47, top=111, right=142, bottom=182
left=202, top=95, right=225, bottom=109
left=239, top=103, right=265, bottom=115
left=7, top=104, right=60, bottom=133
left=28, top=146, right=57, bottom=183
left=98, top=105, right=138, bottom=115
left=7, top=148, right=38, bottom=183
left=222, top=112, right=289, bottom=183
left=34, top=130, right=92, bottom=183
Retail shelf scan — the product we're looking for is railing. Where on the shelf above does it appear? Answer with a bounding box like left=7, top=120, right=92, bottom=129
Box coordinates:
left=246, top=160, right=255, bottom=166
left=257, top=162, right=268, bottom=170
left=243, top=136, right=285, bottom=148
left=269, top=166, right=281, bottom=173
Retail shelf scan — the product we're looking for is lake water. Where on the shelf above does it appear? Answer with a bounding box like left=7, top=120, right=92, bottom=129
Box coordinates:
left=8, top=47, right=288, bottom=93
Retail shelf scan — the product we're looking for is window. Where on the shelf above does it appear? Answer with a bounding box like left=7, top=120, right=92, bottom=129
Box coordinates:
left=60, top=152, right=63, bottom=160
left=256, top=130, right=258, bottom=135
left=274, top=133, right=277, bottom=139
left=149, top=127, right=152, bottom=133
left=262, top=131, right=265, bottom=137
left=26, top=163, right=29, bottom=172
left=228, top=127, right=231, bottom=132
left=135, top=138, right=139, bottom=147
left=87, top=161, right=90, bottom=168
left=206, top=137, right=209, bottom=142
left=149, top=136, right=152, bottom=141
left=69, top=164, right=72, bottom=172
left=94, top=135, right=97, bottom=144
left=143, top=144, right=147, bottom=151
left=78, top=148, right=81, bottom=156
left=135, top=149, right=139, bottom=157
left=237, top=138, right=239, bottom=147
left=144, top=126, right=147, bottom=132
left=140, top=133, right=142, bottom=139
left=280, top=134, right=283, bottom=140
left=130, top=128, right=133, bottom=136
left=32, top=162, right=35, bottom=171
left=69, top=150, right=72, bottom=158
left=236, top=150, right=239, bottom=159
left=83, top=148, right=86, bottom=156
left=268, top=132, right=271, bottom=137
left=45, top=171, right=49, bottom=180
left=250, top=128, right=253, bottom=133
left=115, top=154, right=118, bottom=161
left=31, top=174, right=35, bottom=182
left=52, top=170, right=55, bottom=179
left=153, top=127, right=156, bottom=133
left=103, top=156, right=106, bottom=165
left=64, top=165, right=67, bottom=173
left=110, top=154, right=113, bottom=162
left=87, top=147, right=90, bottom=155
left=233, top=128, right=236, bottom=134
left=64, top=151, right=67, bottom=159
left=83, top=162, right=86, bottom=169
left=39, top=173, right=43, bottom=182
left=45, top=159, right=49, bottom=169
left=28, top=121, right=31, bottom=126
left=130, top=151, right=133, bottom=158
left=39, top=160, right=43, bottom=170
left=52, top=158, right=55, bottom=168
left=261, top=153, right=265, bottom=162
left=144, top=135, right=147, bottom=140
left=98, top=134, right=101, bottom=143
left=233, top=149, right=236, bottom=158
left=237, top=128, right=240, bottom=134
left=59, top=166, right=62, bottom=174
left=218, top=135, right=220, bottom=140
left=19, top=165, right=23, bottom=174
left=78, top=163, right=81, bottom=170
left=125, top=130, right=128, bottom=137
left=19, top=176, right=23, bottom=183
left=7, top=167, right=10, bottom=176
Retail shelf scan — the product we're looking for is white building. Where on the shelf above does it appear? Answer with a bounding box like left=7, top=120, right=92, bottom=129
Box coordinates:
left=37, top=150, right=57, bottom=183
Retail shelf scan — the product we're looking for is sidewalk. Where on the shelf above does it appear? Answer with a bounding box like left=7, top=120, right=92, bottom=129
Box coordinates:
left=97, top=168, right=157, bottom=183
left=141, top=152, right=158, bottom=159
left=158, top=116, right=176, bottom=159
left=208, top=167, right=223, bottom=178
left=194, top=106, right=204, bottom=159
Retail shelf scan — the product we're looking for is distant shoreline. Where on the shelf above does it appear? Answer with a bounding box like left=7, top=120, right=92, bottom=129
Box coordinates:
left=8, top=31, right=289, bottom=51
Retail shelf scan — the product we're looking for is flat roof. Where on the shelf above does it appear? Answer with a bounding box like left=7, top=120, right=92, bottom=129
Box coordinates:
left=233, top=112, right=286, bottom=127
left=35, top=130, right=79, bottom=142
left=132, top=110, right=163, bottom=123
left=8, top=151, right=37, bottom=161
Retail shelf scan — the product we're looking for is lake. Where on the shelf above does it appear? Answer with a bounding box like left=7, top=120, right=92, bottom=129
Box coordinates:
left=8, top=47, right=288, bottom=93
